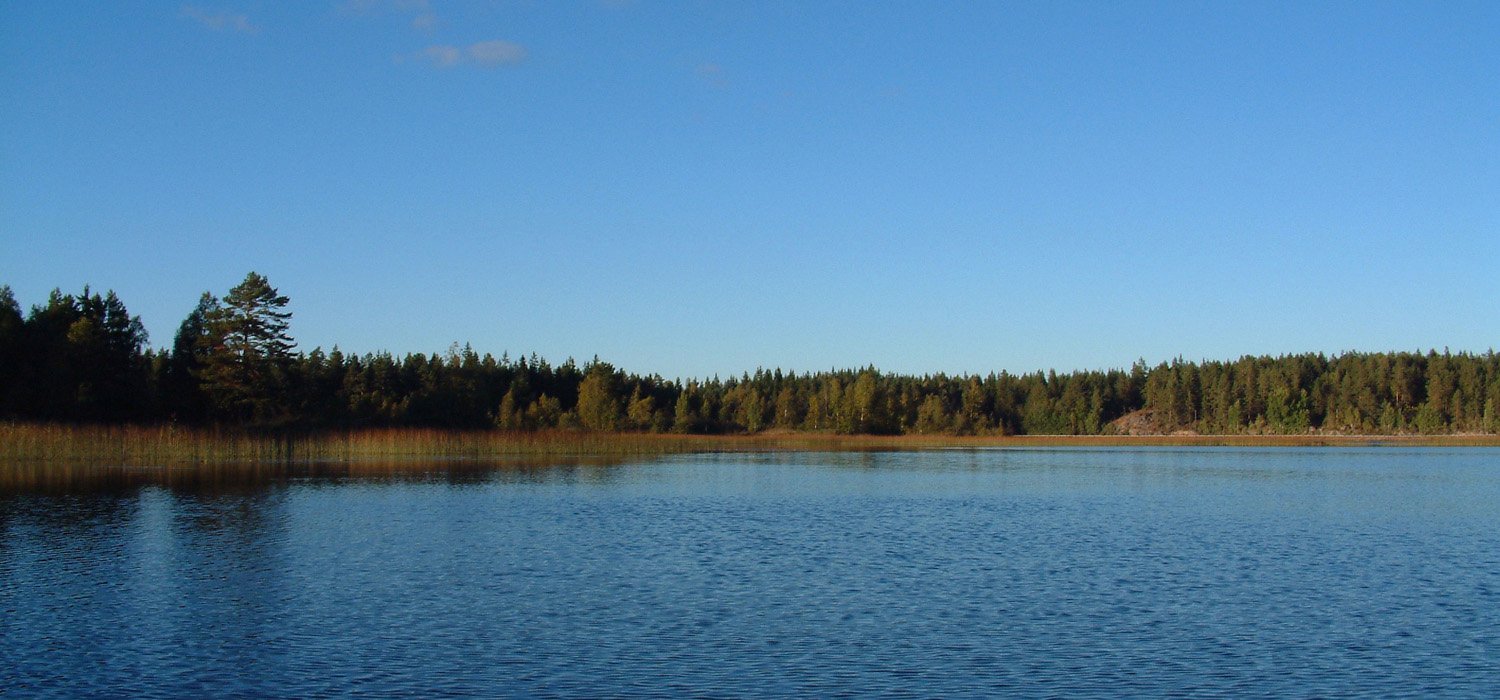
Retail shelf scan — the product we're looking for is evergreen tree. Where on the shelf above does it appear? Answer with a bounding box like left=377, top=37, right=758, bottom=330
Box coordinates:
left=197, top=272, right=296, bottom=424
left=162, top=292, right=219, bottom=423
left=2, top=287, right=149, bottom=422
left=673, top=387, right=697, bottom=433
left=0, top=286, right=21, bottom=416
left=73, top=289, right=150, bottom=421
left=7, top=277, right=1500, bottom=437
left=959, top=376, right=990, bottom=434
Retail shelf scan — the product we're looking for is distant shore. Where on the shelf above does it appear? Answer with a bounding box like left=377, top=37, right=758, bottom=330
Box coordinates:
left=3, top=423, right=1497, bottom=466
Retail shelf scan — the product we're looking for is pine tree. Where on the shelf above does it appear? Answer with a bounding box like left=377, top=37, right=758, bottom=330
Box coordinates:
left=197, top=272, right=296, bottom=424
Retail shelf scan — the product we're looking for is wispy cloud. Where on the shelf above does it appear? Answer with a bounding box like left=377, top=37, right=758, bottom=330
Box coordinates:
left=694, top=63, right=729, bottom=87
left=342, top=0, right=439, bottom=35
left=467, top=40, right=527, bottom=66
left=411, top=40, right=529, bottom=68
left=420, top=45, right=463, bottom=67
left=341, top=0, right=429, bottom=14
left=182, top=6, right=258, bottom=34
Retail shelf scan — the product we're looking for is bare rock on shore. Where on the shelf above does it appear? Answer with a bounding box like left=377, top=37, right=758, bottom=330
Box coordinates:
left=1109, top=408, right=1171, bottom=436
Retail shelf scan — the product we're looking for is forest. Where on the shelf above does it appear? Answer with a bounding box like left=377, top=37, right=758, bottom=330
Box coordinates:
left=2, top=274, right=1498, bottom=436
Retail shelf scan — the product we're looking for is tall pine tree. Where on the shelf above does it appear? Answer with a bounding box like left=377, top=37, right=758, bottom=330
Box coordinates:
left=197, top=272, right=296, bottom=424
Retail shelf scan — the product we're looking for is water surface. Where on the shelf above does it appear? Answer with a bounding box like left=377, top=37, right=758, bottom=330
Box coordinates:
left=3, top=448, right=1498, bottom=698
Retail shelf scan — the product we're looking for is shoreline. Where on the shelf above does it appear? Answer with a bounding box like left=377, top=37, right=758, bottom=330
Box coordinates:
left=4, top=424, right=1495, bottom=493
left=3, top=423, right=1497, bottom=466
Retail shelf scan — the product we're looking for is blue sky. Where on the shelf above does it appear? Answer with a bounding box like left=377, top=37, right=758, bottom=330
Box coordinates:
left=2, top=1, right=1496, bottom=380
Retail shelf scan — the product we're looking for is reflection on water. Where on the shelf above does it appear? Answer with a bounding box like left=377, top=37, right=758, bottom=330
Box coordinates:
left=3, top=448, right=1499, bottom=698
left=0, top=455, right=640, bottom=496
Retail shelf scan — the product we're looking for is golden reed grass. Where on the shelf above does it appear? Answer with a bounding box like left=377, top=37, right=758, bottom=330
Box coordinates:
left=3, top=422, right=1496, bottom=466
left=3, top=423, right=1495, bottom=493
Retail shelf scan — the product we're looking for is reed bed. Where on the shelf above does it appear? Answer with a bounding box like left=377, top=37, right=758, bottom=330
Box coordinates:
left=3, top=422, right=1496, bottom=467
left=1, top=424, right=704, bottom=464
left=5, top=423, right=1498, bottom=495
left=0, top=449, right=637, bottom=494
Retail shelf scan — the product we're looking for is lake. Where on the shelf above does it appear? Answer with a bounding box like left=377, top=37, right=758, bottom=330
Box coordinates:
left=3, top=447, right=1498, bottom=698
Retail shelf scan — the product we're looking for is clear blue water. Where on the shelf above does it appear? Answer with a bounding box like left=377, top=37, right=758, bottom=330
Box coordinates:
left=3, top=447, right=1499, bottom=698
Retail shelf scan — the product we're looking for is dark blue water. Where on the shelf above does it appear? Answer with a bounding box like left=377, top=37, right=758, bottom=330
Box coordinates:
left=3, top=448, right=1499, bottom=698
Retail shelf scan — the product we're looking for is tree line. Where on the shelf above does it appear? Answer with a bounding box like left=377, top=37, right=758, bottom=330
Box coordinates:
left=3, top=274, right=1498, bottom=435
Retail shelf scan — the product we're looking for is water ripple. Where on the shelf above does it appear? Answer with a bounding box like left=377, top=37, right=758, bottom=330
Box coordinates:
left=3, top=448, right=1499, bottom=697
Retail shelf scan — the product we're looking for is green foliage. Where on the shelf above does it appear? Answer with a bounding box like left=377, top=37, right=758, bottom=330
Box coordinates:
left=626, top=388, right=663, bottom=432
left=774, top=386, right=804, bottom=429
left=0, top=285, right=149, bottom=422
left=575, top=360, right=624, bottom=432
left=1265, top=387, right=1311, bottom=434
left=735, top=387, right=765, bottom=433
left=4, top=278, right=1499, bottom=438
left=848, top=370, right=887, bottom=434
left=196, top=272, right=295, bottom=424
left=161, top=292, right=219, bottom=423
left=1413, top=403, right=1447, bottom=434
left=673, top=389, right=698, bottom=434
left=495, top=388, right=524, bottom=430
left=914, top=394, right=951, bottom=434
left=527, top=394, right=562, bottom=429
left=959, top=377, right=991, bottom=434
left=0, top=286, right=21, bottom=414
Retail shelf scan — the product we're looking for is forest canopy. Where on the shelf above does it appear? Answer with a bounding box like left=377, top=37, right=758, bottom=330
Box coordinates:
left=1, top=276, right=1497, bottom=435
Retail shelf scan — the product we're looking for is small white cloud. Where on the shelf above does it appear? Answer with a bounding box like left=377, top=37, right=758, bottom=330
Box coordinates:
left=467, top=40, right=528, bottom=66
left=412, top=40, right=528, bottom=68
left=341, top=0, right=428, bottom=14
left=343, top=0, right=436, bottom=34
left=182, top=6, right=258, bottom=34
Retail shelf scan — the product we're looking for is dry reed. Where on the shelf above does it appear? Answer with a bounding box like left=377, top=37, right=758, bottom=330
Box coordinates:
left=3, top=422, right=1496, bottom=467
